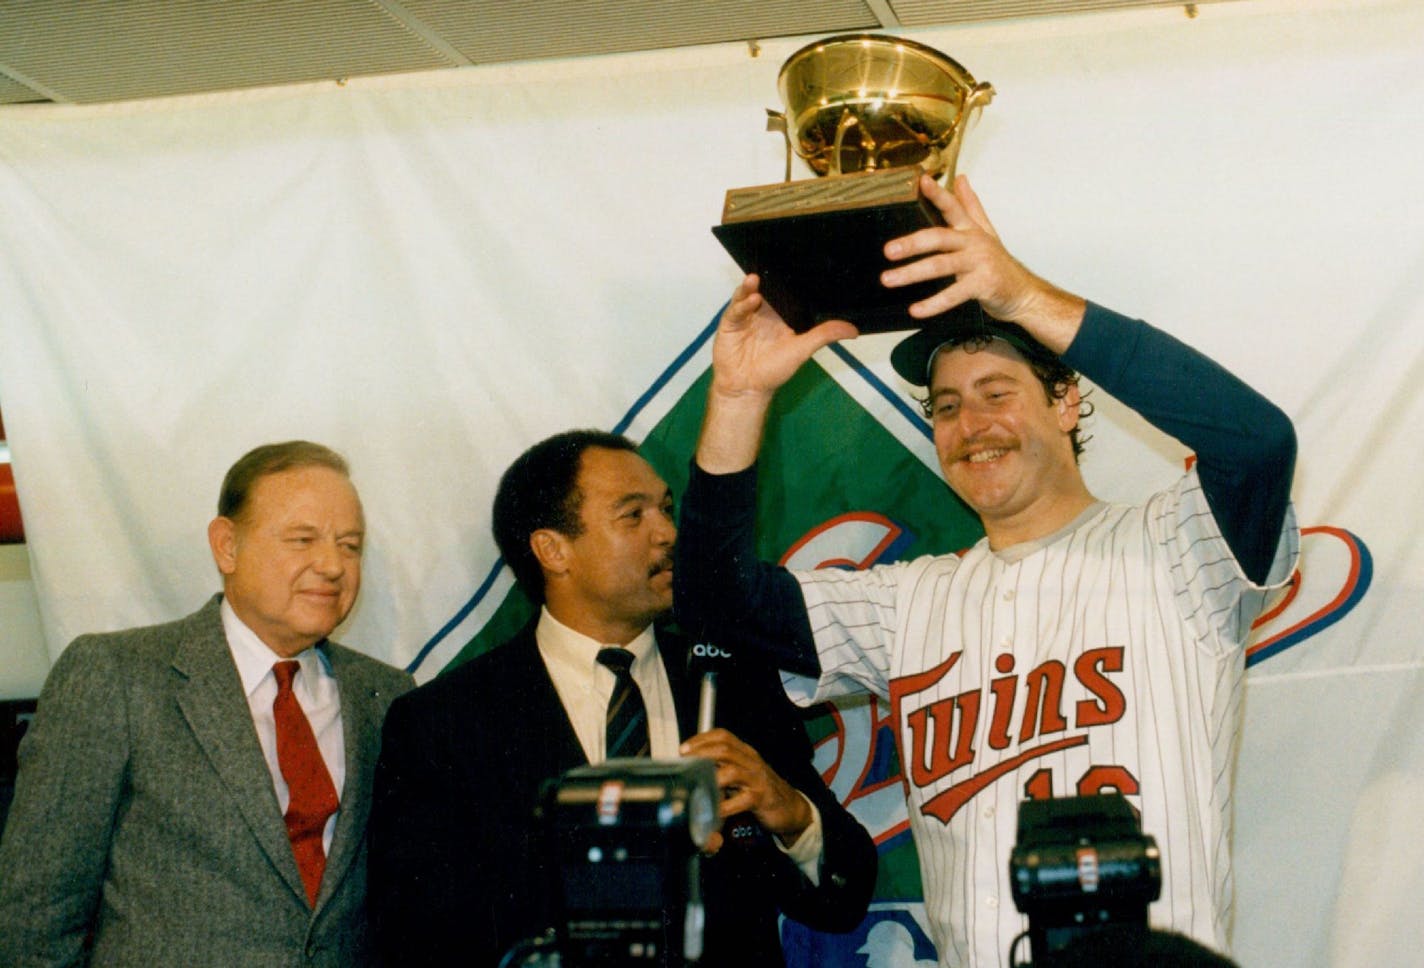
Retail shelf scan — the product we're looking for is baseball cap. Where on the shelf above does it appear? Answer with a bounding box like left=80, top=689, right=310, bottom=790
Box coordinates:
left=889, top=302, right=1062, bottom=387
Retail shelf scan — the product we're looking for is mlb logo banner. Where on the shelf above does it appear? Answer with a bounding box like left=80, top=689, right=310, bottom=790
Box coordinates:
left=783, top=901, right=939, bottom=967
left=412, top=311, right=1375, bottom=968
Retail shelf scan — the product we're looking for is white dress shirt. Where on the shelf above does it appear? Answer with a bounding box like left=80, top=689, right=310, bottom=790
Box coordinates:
left=222, top=598, right=345, bottom=854
left=535, top=607, right=681, bottom=761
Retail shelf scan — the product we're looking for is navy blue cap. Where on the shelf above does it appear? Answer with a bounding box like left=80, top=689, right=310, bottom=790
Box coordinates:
left=889, top=303, right=1061, bottom=387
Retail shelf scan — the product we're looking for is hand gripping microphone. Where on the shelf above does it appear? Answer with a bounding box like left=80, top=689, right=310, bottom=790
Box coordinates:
left=686, top=642, right=763, bottom=848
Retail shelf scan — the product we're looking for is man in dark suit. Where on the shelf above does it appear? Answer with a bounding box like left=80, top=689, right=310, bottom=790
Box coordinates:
left=369, top=430, right=876, bottom=967
left=0, top=440, right=413, bottom=967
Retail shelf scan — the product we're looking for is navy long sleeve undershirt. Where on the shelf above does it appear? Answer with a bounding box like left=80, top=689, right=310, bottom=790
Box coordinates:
left=674, top=303, right=1297, bottom=675
left=1061, top=303, right=1296, bottom=586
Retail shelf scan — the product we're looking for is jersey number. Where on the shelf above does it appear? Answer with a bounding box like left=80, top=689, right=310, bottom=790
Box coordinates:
left=1023, top=765, right=1140, bottom=800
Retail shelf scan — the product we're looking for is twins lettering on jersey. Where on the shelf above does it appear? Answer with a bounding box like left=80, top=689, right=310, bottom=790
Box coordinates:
left=783, top=511, right=1143, bottom=827
left=888, top=645, right=1133, bottom=824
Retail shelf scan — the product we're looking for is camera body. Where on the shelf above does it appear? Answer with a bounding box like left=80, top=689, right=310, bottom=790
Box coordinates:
left=1008, top=793, right=1161, bottom=963
left=538, top=758, right=720, bottom=967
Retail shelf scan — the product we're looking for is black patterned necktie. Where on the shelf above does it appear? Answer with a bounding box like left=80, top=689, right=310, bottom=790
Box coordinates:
left=597, top=647, right=650, bottom=758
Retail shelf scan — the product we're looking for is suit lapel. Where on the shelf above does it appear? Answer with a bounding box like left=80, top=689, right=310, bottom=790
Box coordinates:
left=513, top=628, right=589, bottom=774
left=320, top=646, right=385, bottom=909
left=172, top=597, right=309, bottom=907
left=656, top=628, right=698, bottom=742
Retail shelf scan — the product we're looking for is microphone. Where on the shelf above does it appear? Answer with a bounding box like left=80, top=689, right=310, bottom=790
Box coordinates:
left=686, top=641, right=764, bottom=848
left=697, top=668, right=718, bottom=734
left=687, top=641, right=735, bottom=734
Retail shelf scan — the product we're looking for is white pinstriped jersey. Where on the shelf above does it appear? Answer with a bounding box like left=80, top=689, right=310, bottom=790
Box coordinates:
left=783, top=469, right=1299, bottom=967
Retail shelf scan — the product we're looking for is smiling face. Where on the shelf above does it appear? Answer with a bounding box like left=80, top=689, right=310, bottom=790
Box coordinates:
left=535, top=446, right=676, bottom=645
left=208, top=465, right=364, bottom=657
left=928, top=338, right=1091, bottom=546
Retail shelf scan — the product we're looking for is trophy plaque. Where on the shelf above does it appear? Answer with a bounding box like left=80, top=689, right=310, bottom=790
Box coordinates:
left=712, top=34, right=994, bottom=334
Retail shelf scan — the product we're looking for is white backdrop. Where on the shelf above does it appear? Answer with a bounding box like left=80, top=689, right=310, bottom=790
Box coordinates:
left=2, top=1, right=1422, bottom=964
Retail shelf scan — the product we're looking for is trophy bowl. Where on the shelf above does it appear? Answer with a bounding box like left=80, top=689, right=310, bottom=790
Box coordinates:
left=713, top=34, right=994, bottom=334
left=776, top=34, right=994, bottom=180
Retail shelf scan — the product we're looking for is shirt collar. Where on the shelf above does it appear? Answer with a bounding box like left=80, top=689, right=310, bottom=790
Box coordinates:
left=536, top=605, right=657, bottom=675
left=991, top=500, right=1108, bottom=563
left=220, top=596, right=331, bottom=698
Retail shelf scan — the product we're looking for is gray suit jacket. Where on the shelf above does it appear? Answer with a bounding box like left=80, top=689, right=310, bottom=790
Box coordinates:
left=0, top=595, right=413, bottom=968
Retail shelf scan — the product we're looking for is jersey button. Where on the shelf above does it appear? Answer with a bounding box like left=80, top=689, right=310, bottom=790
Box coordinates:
left=986, top=896, right=999, bottom=910
left=1002, top=588, right=1015, bottom=602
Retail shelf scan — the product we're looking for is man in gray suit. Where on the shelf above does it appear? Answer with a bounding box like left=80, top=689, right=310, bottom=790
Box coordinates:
left=0, top=440, right=413, bottom=967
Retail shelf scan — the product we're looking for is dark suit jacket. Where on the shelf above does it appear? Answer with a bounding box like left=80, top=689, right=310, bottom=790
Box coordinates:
left=368, top=620, right=876, bottom=967
left=0, top=595, right=413, bottom=968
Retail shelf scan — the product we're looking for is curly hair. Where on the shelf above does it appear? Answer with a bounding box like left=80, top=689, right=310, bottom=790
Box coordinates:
left=916, top=335, right=1094, bottom=460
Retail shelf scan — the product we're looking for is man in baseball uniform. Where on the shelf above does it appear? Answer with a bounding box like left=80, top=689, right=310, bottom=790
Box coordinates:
left=674, top=173, right=1299, bottom=966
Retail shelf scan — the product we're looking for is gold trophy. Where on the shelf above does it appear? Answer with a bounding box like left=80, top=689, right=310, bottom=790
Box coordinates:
left=712, top=34, right=994, bottom=333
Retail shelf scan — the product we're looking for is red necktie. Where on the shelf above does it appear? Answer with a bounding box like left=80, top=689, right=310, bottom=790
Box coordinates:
left=272, top=660, right=339, bottom=907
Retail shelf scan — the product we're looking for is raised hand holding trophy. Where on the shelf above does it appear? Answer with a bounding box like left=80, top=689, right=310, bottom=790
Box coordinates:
left=712, top=35, right=993, bottom=333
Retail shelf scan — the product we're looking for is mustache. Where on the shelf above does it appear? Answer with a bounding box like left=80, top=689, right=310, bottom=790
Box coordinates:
left=948, top=434, right=1017, bottom=462
left=648, top=555, right=675, bottom=577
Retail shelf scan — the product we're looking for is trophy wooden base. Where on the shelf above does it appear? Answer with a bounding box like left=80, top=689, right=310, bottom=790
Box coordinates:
left=712, top=166, right=974, bottom=334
